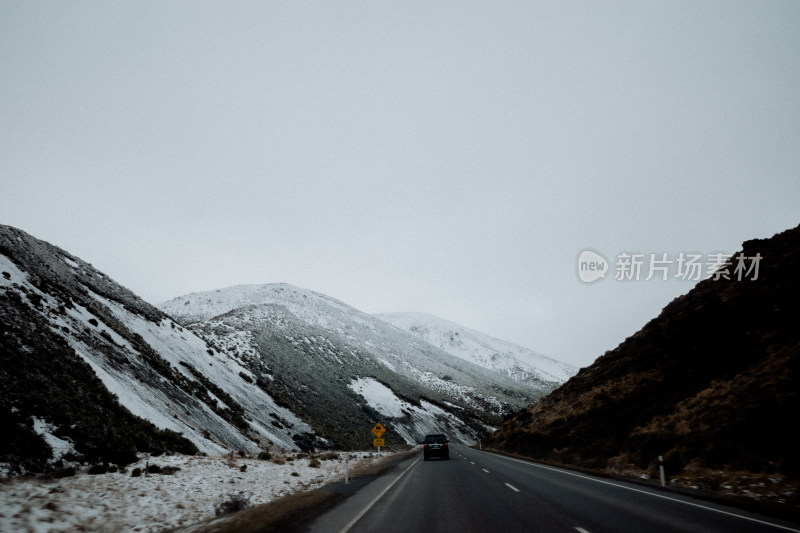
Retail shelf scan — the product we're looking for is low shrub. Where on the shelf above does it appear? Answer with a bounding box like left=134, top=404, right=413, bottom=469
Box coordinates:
left=87, top=464, right=108, bottom=475
left=257, top=451, right=272, bottom=461
left=50, top=466, right=76, bottom=478
left=131, top=467, right=142, bottom=477
left=214, top=492, right=250, bottom=516
left=308, top=458, right=321, bottom=468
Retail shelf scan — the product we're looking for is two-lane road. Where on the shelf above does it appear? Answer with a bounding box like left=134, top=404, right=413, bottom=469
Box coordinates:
left=309, top=445, right=800, bottom=533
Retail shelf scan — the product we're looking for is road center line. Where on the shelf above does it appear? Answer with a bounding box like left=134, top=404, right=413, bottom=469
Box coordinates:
left=339, top=457, right=420, bottom=533
left=575, top=528, right=591, bottom=533
left=505, top=483, right=520, bottom=492
left=482, top=468, right=490, bottom=473
left=491, top=453, right=800, bottom=533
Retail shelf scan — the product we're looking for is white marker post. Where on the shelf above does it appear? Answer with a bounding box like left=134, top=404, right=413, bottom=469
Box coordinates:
left=659, top=455, right=666, bottom=487
left=345, top=456, right=349, bottom=485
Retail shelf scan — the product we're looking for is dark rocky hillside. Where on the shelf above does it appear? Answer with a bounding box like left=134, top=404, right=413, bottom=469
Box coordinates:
left=0, top=225, right=319, bottom=475
left=489, top=224, right=800, bottom=504
left=0, top=226, right=198, bottom=473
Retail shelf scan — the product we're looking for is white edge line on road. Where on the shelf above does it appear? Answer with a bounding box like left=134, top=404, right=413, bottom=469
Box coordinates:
left=575, top=527, right=591, bottom=533
left=339, top=457, right=420, bottom=533
left=505, top=483, right=520, bottom=492
left=492, top=453, right=800, bottom=533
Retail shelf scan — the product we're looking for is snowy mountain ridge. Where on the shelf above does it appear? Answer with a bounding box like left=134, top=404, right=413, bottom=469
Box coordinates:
left=1, top=225, right=566, bottom=475
left=162, top=283, right=360, bottom=329
left=378, top=312, right=577, bottom=384
left=160, top=284, right=560, bottom=447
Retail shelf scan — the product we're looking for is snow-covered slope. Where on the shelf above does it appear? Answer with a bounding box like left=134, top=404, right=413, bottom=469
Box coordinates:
left=0, top=226, right=311, bottom=473
left=160, top=284, right=555, bottom=446
left=378, top=312, right=577, bottom=384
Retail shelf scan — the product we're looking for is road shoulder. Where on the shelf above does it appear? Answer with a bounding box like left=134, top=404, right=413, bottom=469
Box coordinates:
left=170, top=449, right=419, bottom=533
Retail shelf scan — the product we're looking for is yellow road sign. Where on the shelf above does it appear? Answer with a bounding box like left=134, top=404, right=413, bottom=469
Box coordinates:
left=373, top=438, right=385, bottom=447
left=371, top=423, right=386, bottom=438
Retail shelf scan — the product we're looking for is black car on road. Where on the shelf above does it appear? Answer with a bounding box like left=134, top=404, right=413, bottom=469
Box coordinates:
left=422, top=434, right=449, bottom=460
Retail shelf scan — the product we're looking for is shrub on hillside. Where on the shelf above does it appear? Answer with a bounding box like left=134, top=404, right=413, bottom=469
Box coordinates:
left=87, top=464, right=108, bottom=475
left=214, top=492, right=250, bottom=516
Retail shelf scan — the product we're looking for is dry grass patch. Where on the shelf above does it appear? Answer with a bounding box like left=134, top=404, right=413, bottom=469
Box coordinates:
left=177, top=489, right=341, bottom=533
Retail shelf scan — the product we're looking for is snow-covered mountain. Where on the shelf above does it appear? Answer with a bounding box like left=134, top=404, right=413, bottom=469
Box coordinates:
left=0, top=224, right=562, bottom=475
left=378, top=312, right=577, bottom=384
left=0, top=226, right=312, bottom=473
left=160, top=284, right=556, bottom=447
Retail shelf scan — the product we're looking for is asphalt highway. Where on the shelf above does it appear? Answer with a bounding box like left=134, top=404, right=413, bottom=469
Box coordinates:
left=306, top=445, right=800, bottom=533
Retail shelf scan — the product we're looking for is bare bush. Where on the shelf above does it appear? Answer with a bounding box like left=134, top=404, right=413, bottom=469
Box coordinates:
left=214, top=492, right=250, bottom=516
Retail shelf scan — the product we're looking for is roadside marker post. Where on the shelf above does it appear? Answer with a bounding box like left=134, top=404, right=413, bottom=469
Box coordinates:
left=659, top=455, right=666, bottom=487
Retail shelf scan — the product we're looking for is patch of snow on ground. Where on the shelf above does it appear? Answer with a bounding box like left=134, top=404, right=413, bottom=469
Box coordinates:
left=348, top=377, right=406, bottom=418
left=346, top=379, right=478, bottom=445
left=0, top=253, right=29, bottom=287
left=377, top=358, right=396, bottom=372
left=31, top=418, right=75, bottom=461
left=61, top=256, right=80, bottom=269
left=0, top=452, right=380, bottom=533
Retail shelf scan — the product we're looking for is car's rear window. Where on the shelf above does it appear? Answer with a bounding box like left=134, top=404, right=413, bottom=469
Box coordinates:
left=425, top=435, right=447, bottom=444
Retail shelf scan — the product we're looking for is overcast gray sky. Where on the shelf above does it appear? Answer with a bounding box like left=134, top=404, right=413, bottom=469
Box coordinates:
left=2, top=1, right=798, bottom=368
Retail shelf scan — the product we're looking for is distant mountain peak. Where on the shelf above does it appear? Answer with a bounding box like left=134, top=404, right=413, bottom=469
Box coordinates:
left=160, top=283, right=358, bottom=325
left=161, top=284, right=560, bottom=446
left=377, top=311, right=577, bottom=384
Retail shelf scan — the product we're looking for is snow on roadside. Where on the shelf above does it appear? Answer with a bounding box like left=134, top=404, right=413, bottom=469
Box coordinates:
left=0, top=452, right=379, bottom=533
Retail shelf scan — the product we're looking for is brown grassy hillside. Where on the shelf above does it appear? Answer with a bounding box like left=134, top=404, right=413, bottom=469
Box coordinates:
left=489, top=224, right=800, bottom=504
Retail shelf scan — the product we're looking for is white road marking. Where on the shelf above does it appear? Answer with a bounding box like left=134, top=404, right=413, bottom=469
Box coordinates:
left=482, top=468, right=490, bottom=473
left=575, top=528, right=591, bottom=533
left=470, top=461, right=475, bottom=465
left=339, top=457, right=420, bottom=533
left=485, top=452, right=800, bottom=533
left=505, top=483, right=520, bottom=492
